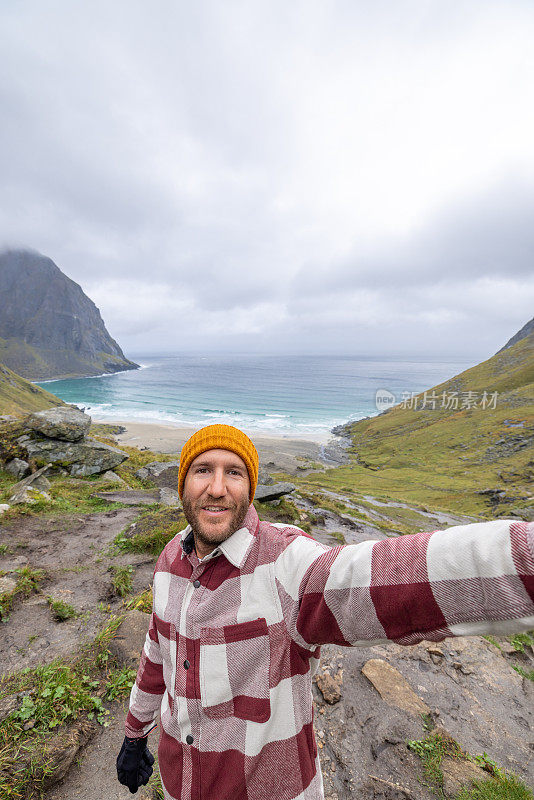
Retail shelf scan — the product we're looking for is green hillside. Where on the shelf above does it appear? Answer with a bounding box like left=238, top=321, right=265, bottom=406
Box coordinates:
left=292, top=332, right=534, bottom=520
left=0, top=362, right=64, bottom=415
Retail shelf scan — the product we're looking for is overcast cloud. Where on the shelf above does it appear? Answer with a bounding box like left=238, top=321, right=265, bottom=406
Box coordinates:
left=1, top=0, right=533, bottom=360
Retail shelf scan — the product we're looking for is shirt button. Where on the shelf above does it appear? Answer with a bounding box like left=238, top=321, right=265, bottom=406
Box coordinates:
left=183, top=660, right=190, bottom=669
left=186, top=734, right=194, bottom=745
left=193, top=580, right=201, bottom=588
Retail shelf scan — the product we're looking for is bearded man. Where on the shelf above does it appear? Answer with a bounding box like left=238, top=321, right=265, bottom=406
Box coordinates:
left=117, top=423, right=534, bottom=799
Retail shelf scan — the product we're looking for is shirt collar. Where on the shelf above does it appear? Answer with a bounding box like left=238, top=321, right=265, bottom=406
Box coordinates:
left=179, top=504, right=259, bottom=568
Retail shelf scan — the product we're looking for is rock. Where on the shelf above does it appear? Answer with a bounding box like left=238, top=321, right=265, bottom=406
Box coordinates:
left=0, top=504, right=10, bottom=516
left=135, top=461, right=180, bottom=480
left=17, top=435, right=128, bottom=477
left=108, top=610, right=150, bottom=666
left=258, top=468, right=275, bottom=485
left=92, top=489, right=160, bottom=505
left=361, top=659, right=430, bottom=717
left=441, top=756, right=487, bottom=797
left=315, top=671, right=342, bottom=704
left=158, top=487, right=181, bottom=507
left=41, top=719, right=97, bottom=790
left=0, top=693, right=18, bottom=723
left=254, top=482, right=296, bottom=502
left=101, top=470, right=128, bottom=485
left=26, top=407, right=91, bottom=442
left=4, top=458, right=30, bottom=479
left=0, top=576, right=17, bottom=595
left=8, top=463, right=52, bottom=504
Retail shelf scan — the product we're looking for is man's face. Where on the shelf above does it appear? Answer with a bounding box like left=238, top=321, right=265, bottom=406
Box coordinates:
left=182, top=448, right=250, bottom=557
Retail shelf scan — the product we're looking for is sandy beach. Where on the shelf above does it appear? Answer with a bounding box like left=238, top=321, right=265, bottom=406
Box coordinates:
left=96, top=419, right=343, bottom=474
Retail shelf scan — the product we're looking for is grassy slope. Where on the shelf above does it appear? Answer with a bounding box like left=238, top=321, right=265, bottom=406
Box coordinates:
left=0, top=362, right=64, bottom=415
left=291, top=334, right=534, bottom=520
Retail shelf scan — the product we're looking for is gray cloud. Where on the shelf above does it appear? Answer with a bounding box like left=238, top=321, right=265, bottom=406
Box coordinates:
left=0, top=0, right=533, bottom=360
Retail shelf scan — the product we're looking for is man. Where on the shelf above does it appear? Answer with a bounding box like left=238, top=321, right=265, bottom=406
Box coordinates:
left=117, top=423, right=534, bottom=799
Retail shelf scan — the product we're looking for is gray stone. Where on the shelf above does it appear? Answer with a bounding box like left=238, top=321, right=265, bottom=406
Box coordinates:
left=101, top=470, right=128, bottom=485
left=135, top=460, right=180, bottom=480
left=158, top=487, right=182, bottom=507
left=0, top=503, right=10, bottom=516
left=108, top=610, right=150, bottom=666
left=0, top=576, right=17, bottom=595
left=92, top=489, right=160, bottom=505
left=441, top=756, right=487, bottom=797
left=17, top=435, right=128, bottom=477
left=0, top=693, right=19, bottom=723
left=254, top=481, right=296, bottom=502
left=26, top=407, right=91, bottom=442
left=5, top=458, right=30, bottom=479
left=258, top=468, right=275, bottom=486
left=361, top=659, right=430, bottom=717
left=8, top=463, right=52, bottom=504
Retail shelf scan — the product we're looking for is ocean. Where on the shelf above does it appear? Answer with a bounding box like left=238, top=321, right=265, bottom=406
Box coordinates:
left=37, top=353, right=474, bottom=439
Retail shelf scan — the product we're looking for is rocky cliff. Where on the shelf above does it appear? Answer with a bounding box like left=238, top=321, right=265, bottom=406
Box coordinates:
left=499, top=315, right=534, bottom=352
left=0, top=249, right=139, bottom=380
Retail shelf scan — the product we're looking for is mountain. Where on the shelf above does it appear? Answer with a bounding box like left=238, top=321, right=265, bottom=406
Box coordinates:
left=0, top=249, right=139, bottom=380
left=291, top=317, right=534, bottom=521
left=498, top=315, right=534, bottom=352
left=0, top=361, right=64, bottom=415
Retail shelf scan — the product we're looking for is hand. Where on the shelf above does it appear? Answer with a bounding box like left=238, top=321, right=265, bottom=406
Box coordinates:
left=116, top=735, right=155, bottom=794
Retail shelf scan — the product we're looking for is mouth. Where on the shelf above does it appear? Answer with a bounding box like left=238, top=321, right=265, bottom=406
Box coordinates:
left=201, top=506, right=231, bottom=517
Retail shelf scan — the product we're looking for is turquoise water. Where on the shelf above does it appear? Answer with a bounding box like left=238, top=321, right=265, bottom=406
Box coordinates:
left=37, top=353, right=474, bottom=438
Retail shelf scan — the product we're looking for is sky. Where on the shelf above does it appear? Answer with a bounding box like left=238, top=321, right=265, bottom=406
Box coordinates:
left=1, top=0, right=533, bottom=361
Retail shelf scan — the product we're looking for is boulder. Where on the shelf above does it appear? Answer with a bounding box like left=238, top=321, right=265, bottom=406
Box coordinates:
left=8, top=464, right=52, bottom=504
left=101, top=470, right=128, bottom=486
left=158, top=487, right=182, bottom=507
left=135, top=460, right=180, bottom=482
left=258, top=468, right=275, bottom=486
left=92, top=489, right=160, bottom=505
left=17, top=435, right=128, bottom=477
left=5, top=458, right=30, bottom=479
left=254, top=481, right=296, bottom=502
left=26, top=407, right=91, bottom=442
left=108, top=610, right=150, bottom=666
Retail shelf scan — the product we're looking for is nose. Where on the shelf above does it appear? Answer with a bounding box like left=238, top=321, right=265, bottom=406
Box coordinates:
left=207, top=467, right=227, bottom=498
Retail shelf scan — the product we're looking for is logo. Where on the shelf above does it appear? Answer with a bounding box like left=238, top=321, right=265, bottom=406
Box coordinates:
left=375, top=388, right=396, bottom=412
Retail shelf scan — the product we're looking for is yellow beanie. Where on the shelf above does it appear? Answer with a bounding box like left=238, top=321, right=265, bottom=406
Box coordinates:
left=178, top=424, right=259, bottom=502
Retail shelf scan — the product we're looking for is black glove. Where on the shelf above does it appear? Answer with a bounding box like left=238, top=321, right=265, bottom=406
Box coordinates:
left=116, top=735, right=155, bottom=794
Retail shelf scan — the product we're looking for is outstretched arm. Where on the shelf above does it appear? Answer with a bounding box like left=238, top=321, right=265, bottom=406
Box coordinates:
left=274, top=519, right=534, bottom=649
left=125, top=608, right=166, bottom=738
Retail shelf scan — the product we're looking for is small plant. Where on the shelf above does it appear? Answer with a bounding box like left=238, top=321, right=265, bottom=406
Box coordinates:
left=124, top=587, right=152, bottom=613
left=330, top=531, right=346, bottom=544
left=111, top=565, right=134, bottom=597
left=104, top=665, right=137, bottom=700
left=0, top=543, right=9, bottom=555
left=509, top=632, right=534, bottom=654
left=455, top=774, right=534, bottom=799
left=512, top=664, right=534, bottom=682
left=14, top=566, right=45, bottom=596
left=47, top=596, right=78, bottom=621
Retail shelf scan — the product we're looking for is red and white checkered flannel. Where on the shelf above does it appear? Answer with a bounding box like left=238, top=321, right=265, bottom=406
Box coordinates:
left=125, top=505, right=534, bottom=800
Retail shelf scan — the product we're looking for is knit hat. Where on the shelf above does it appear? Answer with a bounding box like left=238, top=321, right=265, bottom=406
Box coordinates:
left=178, top=424, right=259, bottom=503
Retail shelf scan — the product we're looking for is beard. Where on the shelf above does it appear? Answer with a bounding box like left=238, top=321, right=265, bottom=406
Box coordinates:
left=182, top=493, right=250, bottom=555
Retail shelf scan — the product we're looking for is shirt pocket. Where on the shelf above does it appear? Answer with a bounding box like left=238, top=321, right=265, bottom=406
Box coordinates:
left=199, top=617, right=271, bottom=723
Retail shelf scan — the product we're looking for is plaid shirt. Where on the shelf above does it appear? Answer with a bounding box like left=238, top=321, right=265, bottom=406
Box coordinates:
left=125, top=506, right=534, bottom=800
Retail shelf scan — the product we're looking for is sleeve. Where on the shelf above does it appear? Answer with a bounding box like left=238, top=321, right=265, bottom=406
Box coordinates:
left=124, top=602, right=166, bottom=739
left=273, top=519, right=534, bottom=650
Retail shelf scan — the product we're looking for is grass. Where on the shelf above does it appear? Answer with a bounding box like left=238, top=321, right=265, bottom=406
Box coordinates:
left=110, top=565, right=134, bottom=597
left=0, top=566, right=46, bottom=621
left=509, top=632, right=534, bottom=653
left=512, top=665, right=534, bottom=681
left=407, top=725, right=533, bottom=799
left=124, top=587, right=153, bottom=613
left=47, top=597, right=78, bottom=621
left=0, top=614, right=136, bottom=800
left=111, top=506, right=187, bottom=556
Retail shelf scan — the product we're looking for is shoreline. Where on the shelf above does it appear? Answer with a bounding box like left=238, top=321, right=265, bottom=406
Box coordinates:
left=93, top=418, right=344, bottom=475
